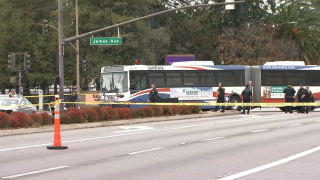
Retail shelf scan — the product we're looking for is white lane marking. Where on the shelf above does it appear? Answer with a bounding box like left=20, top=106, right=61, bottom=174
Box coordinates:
left=201, top=137, right=225, bottom=142
left=252, top=129, right=269, bottom=133
left=111, top=126, right=154, bottom=133
left=0, top=143, right=52, bottom=152
left=219, top=145, right=320, bottom=180
left=0, top=114, right=296, bottom=152
left=316, top=120, right=320, bottom=123
left=180, top=143, right=186, bottom=145
left=238, top=114, right=261, bottom=117
left=2, top=166, right=69, bottom=179
left=288, top=124, right=301, bottom=127
left=127, top=147, right=162, bottom=155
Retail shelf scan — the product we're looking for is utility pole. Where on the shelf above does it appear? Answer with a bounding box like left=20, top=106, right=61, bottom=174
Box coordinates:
left=18, top=54, right=22, bottom=95
left=58, top=0, right=65, bottom=114
left=76, top=0, right=80, bottom=109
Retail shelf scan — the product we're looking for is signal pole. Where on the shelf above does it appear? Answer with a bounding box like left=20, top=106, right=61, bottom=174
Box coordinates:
left=76, top=0, right=80, bottom=109
left=18, top=54, right=22, bottom=95
left=58, top=0, right=65, bottom=114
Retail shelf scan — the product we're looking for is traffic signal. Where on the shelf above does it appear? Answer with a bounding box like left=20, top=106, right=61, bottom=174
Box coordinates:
left=7, top=53, right=16, bottom=72
left=239, top=0, right=249, bottom=16
left=43, top=20, right=50, bottom=35
left=24, top=52, right=31, bottom=71
left=82, top=60, right=88, bottom=73
left=150, top=8, right=160, bottom=29
left=135, top=59, right=140, bottom=65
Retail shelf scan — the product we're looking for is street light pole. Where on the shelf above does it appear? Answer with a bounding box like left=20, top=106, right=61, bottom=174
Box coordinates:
left=76, top=0, right=80, bottom=109
left=58, top=0, right=65, bottom=114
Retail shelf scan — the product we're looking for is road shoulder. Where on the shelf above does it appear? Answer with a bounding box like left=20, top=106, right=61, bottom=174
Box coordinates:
left=0, top=110, right=240, bottom=137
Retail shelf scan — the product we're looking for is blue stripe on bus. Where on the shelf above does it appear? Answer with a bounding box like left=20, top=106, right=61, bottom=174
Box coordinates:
left=129, top=93, right=216, bottom=110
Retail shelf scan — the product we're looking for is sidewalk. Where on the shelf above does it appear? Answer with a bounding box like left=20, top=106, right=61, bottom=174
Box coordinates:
left=0, top=110, right=240, bottom=137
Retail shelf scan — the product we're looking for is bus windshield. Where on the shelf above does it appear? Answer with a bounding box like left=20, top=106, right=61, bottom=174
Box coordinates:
left=101, top=72, right=128, bottom=93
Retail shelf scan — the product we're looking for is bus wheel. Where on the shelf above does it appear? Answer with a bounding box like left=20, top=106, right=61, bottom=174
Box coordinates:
left=279, top=107, right=285, bottom=112
left=230, top=96, right=241, bottom=111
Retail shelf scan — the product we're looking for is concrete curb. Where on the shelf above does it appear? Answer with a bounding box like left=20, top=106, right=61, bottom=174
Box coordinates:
left=0, top=111, right=240, bottom=137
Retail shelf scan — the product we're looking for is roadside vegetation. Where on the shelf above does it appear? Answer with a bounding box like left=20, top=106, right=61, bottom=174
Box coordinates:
left=0, top=105, right=201, bottom=129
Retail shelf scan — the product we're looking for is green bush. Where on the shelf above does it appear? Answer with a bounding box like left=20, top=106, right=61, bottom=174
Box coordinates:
left=67, top=107, right=84, bottom=123
left=101, top=108, right=110, bottom=121
left=40, top=112, right=53, bottom=125
left=191, top=106, right=201, bottom=114
left=102, top=107, right=119, bottom=120
left=135, top=108, right=146, bottom=118
left=28, top=114, right=43, bottom=127
left=163, top=106, right=173, bottom=116
left=130, top=109, right=137, bottom=118
left=81, top=108, right=99, bottom=122
left=151, top=106, right=164, bottom=116
left=142, top=107, right=154, bottom=117
left=60, top=114, right=71, bottom=124
left=92, top=107, right=104, bottom=121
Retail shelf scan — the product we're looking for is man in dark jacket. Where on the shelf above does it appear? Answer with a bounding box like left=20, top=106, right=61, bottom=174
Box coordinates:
left=241, top=84, right=252, bottom=114
left=213, top=82, right=225, bottom=113
left=70, top=91, right=77, bottom=107
left=283, top=83, right=296, bottom=113
left=296, top=85, right=305, bottom=113
left=148, top=84, right=158, bottom=102
left=301, top=86, right=311, bottom=114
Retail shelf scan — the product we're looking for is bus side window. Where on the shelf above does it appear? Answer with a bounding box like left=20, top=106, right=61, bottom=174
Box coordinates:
left=130, top=71, right=147, bottom=90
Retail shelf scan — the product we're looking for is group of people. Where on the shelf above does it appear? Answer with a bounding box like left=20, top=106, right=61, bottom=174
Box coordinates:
left=283, top=84, right=313, bottom=114
left=213, top=82, right=252, bottom=114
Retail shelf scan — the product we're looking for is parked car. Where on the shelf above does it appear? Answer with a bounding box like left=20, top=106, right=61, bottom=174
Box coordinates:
left=0, top=97, right=37, bottom=115
left=0, top=94, right=24, bottom=99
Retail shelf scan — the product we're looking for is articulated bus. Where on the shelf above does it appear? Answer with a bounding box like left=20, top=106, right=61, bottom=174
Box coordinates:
left=99, top=61, right=320, bottom=111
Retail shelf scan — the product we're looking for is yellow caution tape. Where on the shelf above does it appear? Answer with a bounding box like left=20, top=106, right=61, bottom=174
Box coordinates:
left=61, top=101, right=320, bottom=107
left=0, top=101, right=319, bottom=109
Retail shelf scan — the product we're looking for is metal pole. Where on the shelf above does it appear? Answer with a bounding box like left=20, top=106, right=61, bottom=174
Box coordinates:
left=58, top=0, right=65, bottom=114
left=76, top=0, right=80, bottom=109
left=19, top=54, right=21, bottom=95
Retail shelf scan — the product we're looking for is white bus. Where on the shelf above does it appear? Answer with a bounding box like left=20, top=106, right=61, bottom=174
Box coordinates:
left=99, top=61, right=319, bottom=111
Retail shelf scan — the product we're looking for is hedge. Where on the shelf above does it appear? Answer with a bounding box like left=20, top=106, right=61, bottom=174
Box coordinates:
left=0, top=105, right=201, bottom=129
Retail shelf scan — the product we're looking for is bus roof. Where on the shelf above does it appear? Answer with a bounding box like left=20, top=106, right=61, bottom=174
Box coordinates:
left=260, top=61, right=318, bottom=70
left=100, top=61, right=319, bottom=73
left=264, top=61, right=305, bottom=65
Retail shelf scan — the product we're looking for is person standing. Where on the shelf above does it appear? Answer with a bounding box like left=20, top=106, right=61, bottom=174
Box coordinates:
left=8, top=89, right=15, bottom=98
left=148, top=84, right=158, bottom=102
left=306, top=86, right=314, bottom=111
left=49, top=92, right=55, bottom=116
left=214, top=82, right=225, bottom=113
left=283, top=83, right=296, bottom=113
left=296, top=85, right=305, bottom=113
left=301, top=86, right=311, bottom=114
left=241, top=84, right=252, bottom=114
left=70, top=91, right=77, bottom=107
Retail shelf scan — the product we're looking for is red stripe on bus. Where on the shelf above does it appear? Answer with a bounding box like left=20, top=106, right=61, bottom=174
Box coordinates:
left=175, top=66, right=207, bottom=70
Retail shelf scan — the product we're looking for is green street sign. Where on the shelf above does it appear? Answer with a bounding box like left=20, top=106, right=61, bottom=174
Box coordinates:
left=90, top=37, right=122, bottom=45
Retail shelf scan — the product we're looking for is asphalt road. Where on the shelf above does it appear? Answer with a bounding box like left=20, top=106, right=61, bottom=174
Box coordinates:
left=0, top=108, right=320, bottom=180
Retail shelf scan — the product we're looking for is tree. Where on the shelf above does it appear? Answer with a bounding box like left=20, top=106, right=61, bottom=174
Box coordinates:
left=217, top=21, right=300, bottom=65
left=0, top=0, right=58, bottom=94
left=273, top=1, right=320, bottom=64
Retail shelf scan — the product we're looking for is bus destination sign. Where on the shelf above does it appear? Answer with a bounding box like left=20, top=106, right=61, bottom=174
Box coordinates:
left=147, top=66, right=164, bottom=70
